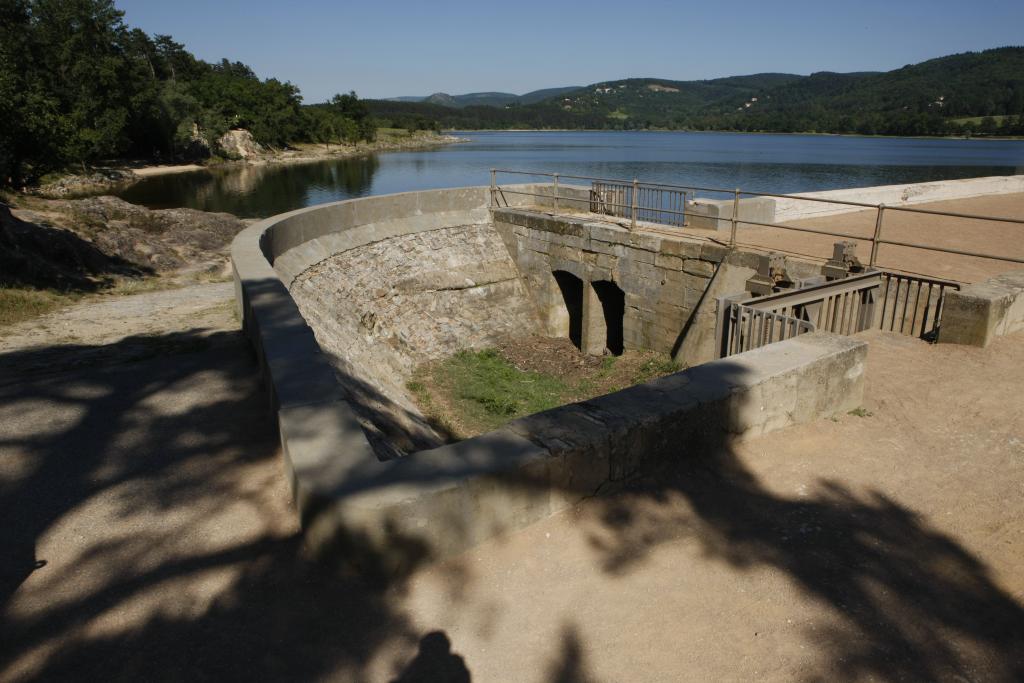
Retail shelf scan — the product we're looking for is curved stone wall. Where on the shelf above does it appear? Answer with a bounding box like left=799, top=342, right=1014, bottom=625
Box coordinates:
left=232, top=186, right=868, bottom=581
left=289, top=222, right=540, bottom=456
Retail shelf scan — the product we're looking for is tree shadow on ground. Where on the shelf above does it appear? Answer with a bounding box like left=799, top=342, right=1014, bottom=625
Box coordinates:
left=0, top=330, right=431, bottom=681
left=1, top=325, right=1022, bottom=681
left=585, top=405, right=1024, bottom=680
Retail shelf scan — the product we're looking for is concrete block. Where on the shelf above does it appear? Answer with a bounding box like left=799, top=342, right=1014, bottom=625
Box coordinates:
left=939, top=269, right=1024, bottom=347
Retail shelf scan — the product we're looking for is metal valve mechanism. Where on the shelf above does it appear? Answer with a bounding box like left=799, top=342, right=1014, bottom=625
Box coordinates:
left=745, top=253, right=795, bottom=296
left=823, top=241, right=865, bottom=280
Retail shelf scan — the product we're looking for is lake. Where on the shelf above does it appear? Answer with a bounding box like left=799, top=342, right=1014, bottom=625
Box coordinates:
left=115, top=131, right=1024, bottom=218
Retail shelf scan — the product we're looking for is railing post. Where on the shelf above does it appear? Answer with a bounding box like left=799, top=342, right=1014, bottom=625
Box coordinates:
left=869, top=203, right=885, bottom=267
left=729, top=188, right=740, bottom=248
left=682, top=191, right=689, bottom=227
left=631, top=178, right=638, bottom=230
left=552, top=173, right=559, bottom=214
left=489, top=168, right=496, bottom=208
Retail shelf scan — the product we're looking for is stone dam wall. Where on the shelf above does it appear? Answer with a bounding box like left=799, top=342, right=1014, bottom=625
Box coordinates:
left=491, top=208, right=821, bottom=365
left=231, top=185, right=870, bottom=579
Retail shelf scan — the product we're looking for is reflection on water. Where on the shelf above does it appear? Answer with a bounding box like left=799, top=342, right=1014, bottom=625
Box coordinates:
left=114, top=131, right=1024, bottom=218
left=117, top=155, right=380, bottom=217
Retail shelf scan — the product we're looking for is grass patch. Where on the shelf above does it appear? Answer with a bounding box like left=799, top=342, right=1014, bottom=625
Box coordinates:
left=411, top=342, right=682, bottom=439
left=0, top=287, right=73, bottom=327
left=947, top=114, right=1011, bottom=125
left=632, top=357, right=681, bottom=384
left=0, top=274, right=187, bottom=329
left=434, top=349, right=568, bottom=434
left=848, top=407, right=874, bottom=418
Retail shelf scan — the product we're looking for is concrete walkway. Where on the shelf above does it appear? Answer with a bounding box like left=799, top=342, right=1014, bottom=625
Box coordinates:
left=2, top=287, right=1023, bottom=681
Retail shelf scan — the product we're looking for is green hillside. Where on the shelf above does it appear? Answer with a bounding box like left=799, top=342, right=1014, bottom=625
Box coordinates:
left=368, top=48, right=1024, bottom=136
left=388, top=86, right=584, bottom=109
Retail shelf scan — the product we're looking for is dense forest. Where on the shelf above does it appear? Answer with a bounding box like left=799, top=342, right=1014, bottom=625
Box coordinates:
left=369, top=48, right=1024, bottom=137
left=0, top=0, right=375, bottom=185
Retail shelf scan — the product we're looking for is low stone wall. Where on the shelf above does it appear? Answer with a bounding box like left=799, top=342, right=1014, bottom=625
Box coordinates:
left=939, top=268, right=1024, bottom=347
left=232, top=186, right=868, bottom=581
left=301, top=332, right=866, bottom=578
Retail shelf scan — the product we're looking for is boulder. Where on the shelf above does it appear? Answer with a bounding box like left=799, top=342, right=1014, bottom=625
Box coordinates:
left=217, top=128, right=263, bottom=160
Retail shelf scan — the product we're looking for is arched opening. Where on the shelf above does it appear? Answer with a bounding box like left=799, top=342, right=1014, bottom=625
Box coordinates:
left=592, top=280, right=625, bottom=356
left=553, top=270, right=584, bottom=349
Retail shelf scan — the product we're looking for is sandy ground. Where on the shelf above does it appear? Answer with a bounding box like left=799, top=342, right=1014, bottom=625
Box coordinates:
left=130, top=164, right=206, bottom=177
left=1, top=287, right=1023, bottom=680
left=734, top=193, right=1024, bottom=284
left=391, top=330, right=1024, bottom=682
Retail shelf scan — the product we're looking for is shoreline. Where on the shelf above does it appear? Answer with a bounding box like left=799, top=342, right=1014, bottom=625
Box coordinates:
left=450, top=128, right=1024, bottom=141
left=27, top=132, right=467, bottom=197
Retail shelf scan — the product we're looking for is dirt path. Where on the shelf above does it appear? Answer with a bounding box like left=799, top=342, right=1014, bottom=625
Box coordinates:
left=1, top=280, right=1022, bottom=681
left=0, top=283, right=236, bottom=381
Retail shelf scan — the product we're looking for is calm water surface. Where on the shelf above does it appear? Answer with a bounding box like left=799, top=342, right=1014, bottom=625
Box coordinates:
left=116, top=131, right=1024, bottom=218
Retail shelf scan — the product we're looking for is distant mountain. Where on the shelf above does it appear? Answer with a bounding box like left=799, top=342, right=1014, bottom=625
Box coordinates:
left=518, top=86, right=586, bottom=104
left=386, top=86, right=584, bottom=109
left=368, top=47, right=1024, bottom=137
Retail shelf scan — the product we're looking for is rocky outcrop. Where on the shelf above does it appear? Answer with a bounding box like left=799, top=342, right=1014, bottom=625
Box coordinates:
left=0, top=203, right=140, bottom=290
left=217, top=128, right=263, bottom=159
left=31, top=169, right=136, bottom=198
left=11, top=196, right=246, bottom=275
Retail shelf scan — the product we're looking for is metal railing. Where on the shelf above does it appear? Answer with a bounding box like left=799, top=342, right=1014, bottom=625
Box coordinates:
left=722, top=303, right=816, bottom=357
left=489, top=168, right=1024, bottom=279
left=746, top=271, right=882, bottom=333
left=717, top=272, right=882, bottom=357
left=591, top=180, right=690, bottom=227
left=878, top=272, right=960, bottom=341
left=716, top=269, right=961, bottom=357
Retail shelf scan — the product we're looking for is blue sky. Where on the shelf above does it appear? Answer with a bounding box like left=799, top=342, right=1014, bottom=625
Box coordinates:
left=116, top=0, right=1024, bottom=103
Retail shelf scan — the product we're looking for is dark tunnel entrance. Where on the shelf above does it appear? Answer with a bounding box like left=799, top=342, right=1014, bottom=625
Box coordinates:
left=592, top=280, right=625, bottom=356
left=553, top=270, right=584, bottom=350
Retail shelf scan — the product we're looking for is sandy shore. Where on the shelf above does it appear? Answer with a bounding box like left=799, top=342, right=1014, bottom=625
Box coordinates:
left=130, top=164, right=206, bottom=177
left=29, top=132, right=465, bottom=195
left=127, top=134, right=467, bottom=178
